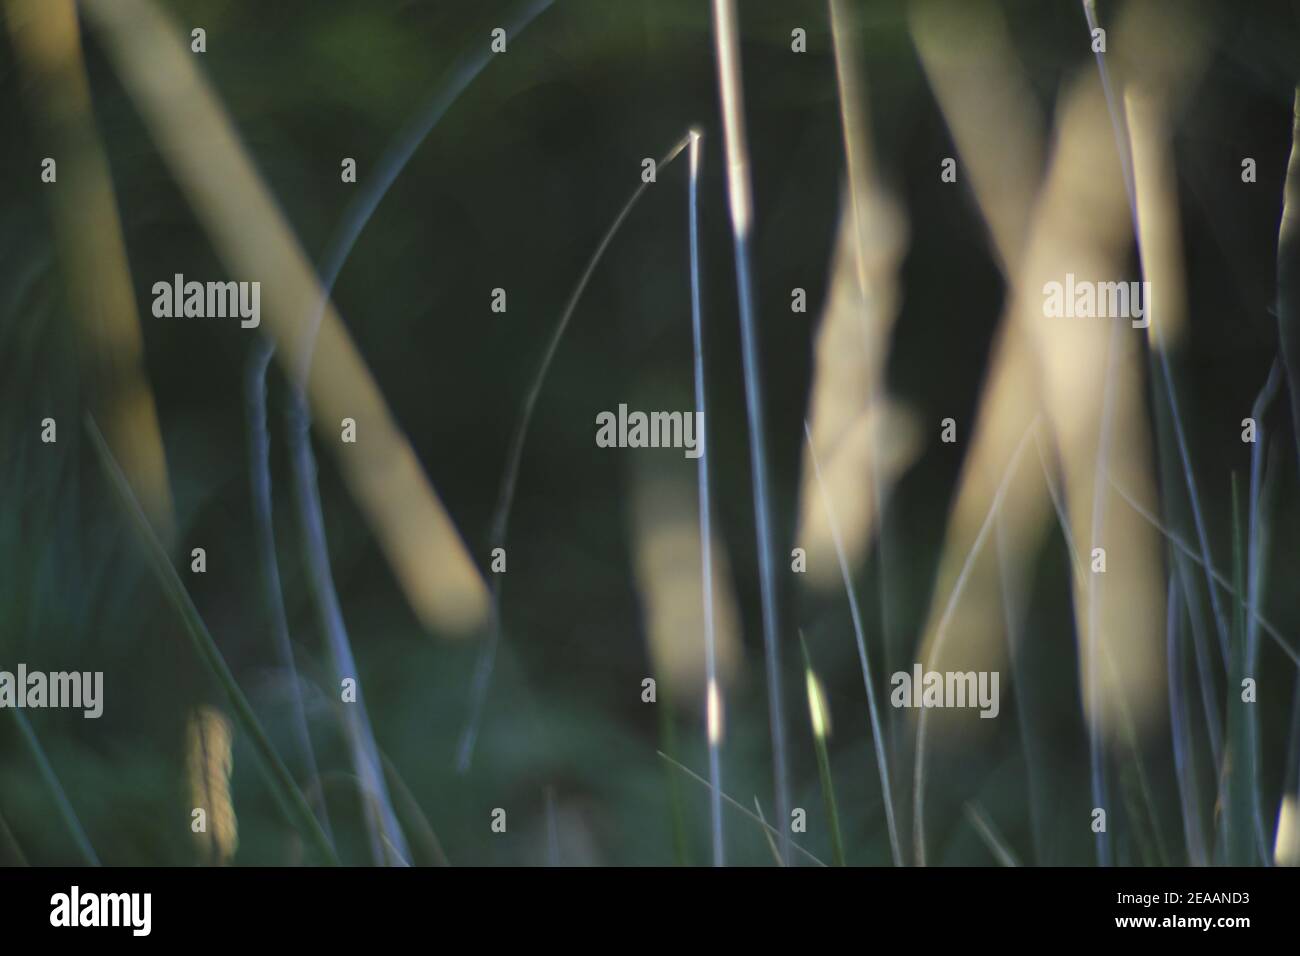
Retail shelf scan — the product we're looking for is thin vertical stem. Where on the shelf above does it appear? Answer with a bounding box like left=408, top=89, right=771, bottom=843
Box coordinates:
left=804, top=422, right=902, bottom=864
left=913, top=418, right=1039, bottom=864
left=457, top=133, right=692, bottom=769
left=711, top=0, right=792, bottom=865
left=245, top=341, right=334, bottom=846
left=286, top=398, right=409, bottom=865
left=800, top=634, right=846, bottom=866
left=828, top=0, right=897, bottom=686
left=688, top=130, right=725, bottom=867
left=1277, top=89, right=1300, bottom=475
left=1167, top=575, right=1208, bottom=864
left=1081, top=0, right=1135, bottom=868
left=240, top=1, right=558, bottom=853
left=1247, top=362, right=1281, bottom=859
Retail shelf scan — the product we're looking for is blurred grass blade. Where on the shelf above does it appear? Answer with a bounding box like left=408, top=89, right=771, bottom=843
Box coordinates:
left=186, top=706, right=238, bottom=865
left=656, top=751, right=826, bottom=867
left=1246, top=364, right=1282, bottom=860
left=10, top=708, right=99, bottom=865
left=800, top=632, right=846, bottom=866
left=655, top=680, right=691, bottom=866
left=1110, top=480, right=1300, bottom=667
left=688, top=129, right=726, bottom=867
left=299, top=0, right=556, bottom=388
left=287, top=404, right=409, bottom=865
left=1167, top=575, right=1209, bottom=865
left=288, top=10, right=559, bottom=820
left=752, top=798, right=784, bottom=867
left=963, top=801, right=1020, bottom=867
left=914, top=418, right=1038, bottom=864
left=711, top=0, right=792, bottom=866
left=544, top=786, right=560, bottom=867
left=487, top=131, right=690, bottom=553
left=804, top=422, right=900, bottom=864
left=1222, top=474, right=1256, bottom=865
left=85, top=415, right=339, bottom=865
left=81, top=0, right=489, bottom=636
left=457, top=131, right=693, bottom=771
left=1278, top=88, right=1300, bottom=472
left=1027, top=67, right=1165, bottom=866
left=910, top=0, right=1056, bottom=863
left=799, top=0, right=915, bottom=606
left=379, top=750, right=450, bottom=867
left=1080, top=0, right=1134, bottom=867
left=3, top=0, right=173, bottom=543
left=1117, top=14, right=1229, bottom=786
left=1038, top=434, right=1193, bottom=867
left=0, top=808, right=29, bottom=866
left=244, top=347, right=332, bottom=845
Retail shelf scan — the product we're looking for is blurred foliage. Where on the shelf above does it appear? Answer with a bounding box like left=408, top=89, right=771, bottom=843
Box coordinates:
left=2, top=0, right=1300, bottom=865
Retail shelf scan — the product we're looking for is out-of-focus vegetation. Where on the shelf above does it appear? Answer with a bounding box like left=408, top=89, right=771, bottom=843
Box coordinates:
left=2, top=0, right=1299, bottom=866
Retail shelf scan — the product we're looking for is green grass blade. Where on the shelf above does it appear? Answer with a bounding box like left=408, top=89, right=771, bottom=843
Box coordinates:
left=799, top=632, right=846, bottom=866
left=914, top=417, right=1039, bottom=864
left=9, top=709, right=99, bottom=865
left=711, top=0, right=793, bottom=864
left=963, top=801, right=1020, bottom=867
left=245, top=345, right=333, bottom=846
left=687, top=129, right=725, bottom=867
left=752, top=797, right=784, bottom=866
left=1036, top=433, right=1170, bottom=864
left=656, top=681, right=690, bottom=866
left=0, top=806, right=29, bottom=866
left=378, top=749, right=450, bottom=867
left=1110, top=479, right=1300, bottom=667
left=1167, top=575, right=1209, bottom=865
left=85, top=415, right=339, bottom=865
left=803, top=423, right=901, bottom=864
